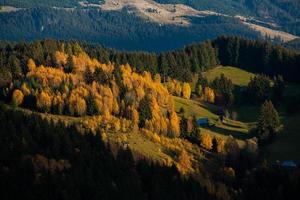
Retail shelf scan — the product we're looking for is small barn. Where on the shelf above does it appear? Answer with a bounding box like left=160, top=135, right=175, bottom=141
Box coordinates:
left=197, top=118, right=209, bottom=126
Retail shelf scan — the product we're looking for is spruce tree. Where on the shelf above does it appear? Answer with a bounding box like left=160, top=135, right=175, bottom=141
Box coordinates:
left=257, top=100, right=281, bottom=142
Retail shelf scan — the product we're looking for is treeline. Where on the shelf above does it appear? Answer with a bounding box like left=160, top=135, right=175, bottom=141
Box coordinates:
left=213, top=36, right=300, bottom=83
left=0, top=103, right=214, bottom=200
left=0, top=36, right=299, bottom=84
left=85, top=36, right=300, bottom=83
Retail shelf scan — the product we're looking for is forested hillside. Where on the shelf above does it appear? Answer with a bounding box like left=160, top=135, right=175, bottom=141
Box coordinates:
left=1, top=36, right=299, bottom=83
left=1, top=37, right=300, bottom=200
left=0, top=103, right=214, bottom=200
left=155, top=0, right=300, bottom=35
left=284, top=39, right=300, bottom=52
left=0, top=7, right=259, bottom=52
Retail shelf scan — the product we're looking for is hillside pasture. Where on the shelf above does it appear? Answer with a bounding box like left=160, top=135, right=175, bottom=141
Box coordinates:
left=203, top=66, right=254, bottom=86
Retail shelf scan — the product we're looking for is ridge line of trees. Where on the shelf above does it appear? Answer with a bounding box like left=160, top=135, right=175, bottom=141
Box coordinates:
left=1, top=36, right=299, bottom=84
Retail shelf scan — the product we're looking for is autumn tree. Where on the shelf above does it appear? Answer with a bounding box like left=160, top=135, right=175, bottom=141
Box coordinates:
left=21, top=83, right=31, bottom=96
left=177, top=149, right=192, bottom=175
left=52, top=94, right=65, bottom=115
left=257, top=100, right=281, bottom=142
left=174, top=81, right=182, bottom=96
left=200, top=133, right=213, bottom=150
left=212, top=137, right=225, bottom=153
left=131, top=107, right=139, bottom=129
left=203, top=87, right=215, bottom=103
left=186, top=116, right=195, bottom=134
left=55, top=51, right=68, bottom=67
left=11, top=89, right=24, bottom=106
left=69, top=94, right=87, bottom=116
left=36, top=91, right=52, bottom=113
left=182, top=82, right=191, bottom=99
left=27, top=58, right=36, bottom=72
left=168, top=110, right=180, bottom=138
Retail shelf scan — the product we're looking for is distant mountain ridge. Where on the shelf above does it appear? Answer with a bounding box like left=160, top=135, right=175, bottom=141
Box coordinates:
left=0, top=0, right=299, bottom=51
left=155, top=0, right=300, bottom=35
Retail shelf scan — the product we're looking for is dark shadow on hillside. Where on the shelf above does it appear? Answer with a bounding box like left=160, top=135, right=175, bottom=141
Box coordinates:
left=207, top=125, right=253, bottom=140
left=222, top=121, right=245, bottom=129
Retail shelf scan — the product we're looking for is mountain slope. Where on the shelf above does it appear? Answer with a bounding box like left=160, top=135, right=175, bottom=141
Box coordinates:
left=0, top=7, right=259, bottom=52
left=155, top=0, right=300, bottom=36
left=0, top=0, right=299, bottom=51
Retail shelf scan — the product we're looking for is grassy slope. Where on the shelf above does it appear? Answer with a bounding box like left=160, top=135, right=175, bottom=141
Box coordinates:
left=173, top=96, right=252, bottom=147
left=202, top=66, right=300, bottom=162
left=203, top=66, right=254, bottom=86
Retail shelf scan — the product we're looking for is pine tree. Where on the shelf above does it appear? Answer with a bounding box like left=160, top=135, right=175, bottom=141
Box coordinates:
left=273, top=75, right=285, bottom=102
left=257, top=100, right=281, bottom=141
left=138, top=96, right=152, bottom=128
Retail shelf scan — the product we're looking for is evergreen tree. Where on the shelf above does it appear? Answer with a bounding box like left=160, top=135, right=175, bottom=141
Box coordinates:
left=138, top=96, right=152, bottom=128
left=257, top=100, right=281, bottom=142
left=211, top=74, right=234, bottom=107
left=247, top=75, right=272, bottom=104
left=273, top=75, right=285, bottom=102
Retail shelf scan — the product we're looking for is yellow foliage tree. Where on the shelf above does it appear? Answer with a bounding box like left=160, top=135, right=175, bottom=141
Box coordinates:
left=131, top=107, right=139, bottom=129
left=214, top=137, right=225, bottom=153
left=166, top=80, right=176, bottom=94
left=12, top=89, right=24, bottom=106
left=68, top=94, right=86, bottom=116
left=169, top=110, right=180, bottom=138
left=52, top=94, right=65, bottom=115
left=154, top=74, right=161, bottom=83
left=21, top=83, right=31, bottom=96
left=177, top=149, right=192, bottom=175
left=55, top=51, right=68, bottom=67
left=204, top=87, right=215, bottom=104
left=113, top=119, right=121, bottom=132
left=182, top=82, right=191, bottom=99
left=175, top=81, right=182, bottom=96
left=37, top=91, right=52, bottom=112
left=27, top=58, right=36, bottom=71
left=200, top=133, right=213, bottom=150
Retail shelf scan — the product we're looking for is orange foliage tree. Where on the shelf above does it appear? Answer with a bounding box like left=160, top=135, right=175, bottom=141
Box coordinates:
left=11, top=89, right=24, bottom=106
left=200, top=133, right=213, bottom=150
left=55, top=51, right=68, bottom=67
left=177, top=149, right=192, bottom=175
left=37, top=91, right=52, bottom=112
left=203, top=87, right=215, bottom=103
left=27, top=58, right=36, bottom=72
left=68, top=94, right=87, bottom=116
left=182, top=82, right=191, bottom=99
left=169, top=110, right=180, bottom=138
